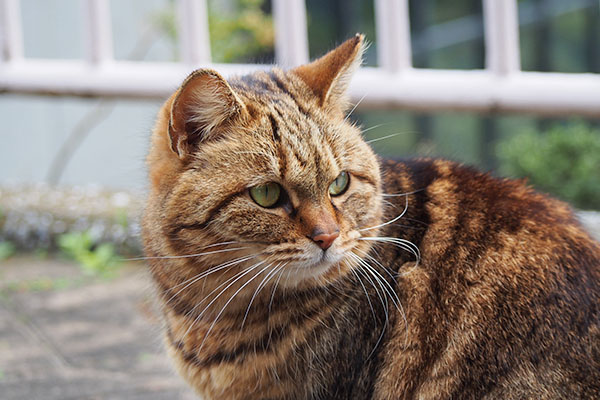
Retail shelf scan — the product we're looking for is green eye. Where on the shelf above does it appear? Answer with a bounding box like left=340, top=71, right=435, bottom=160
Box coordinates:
left=250, top=182, right=281, bottom=208
left=329, top=171, right=349, bottom=196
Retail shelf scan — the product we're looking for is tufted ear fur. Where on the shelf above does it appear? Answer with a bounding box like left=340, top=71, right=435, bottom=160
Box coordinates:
left=168, top=69, right=245, bottom=158
left=291, top=34, right=364, bottom=110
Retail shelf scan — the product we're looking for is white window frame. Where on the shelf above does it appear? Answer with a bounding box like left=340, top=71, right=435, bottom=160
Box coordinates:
left=1, top=0, right=599, bottom=117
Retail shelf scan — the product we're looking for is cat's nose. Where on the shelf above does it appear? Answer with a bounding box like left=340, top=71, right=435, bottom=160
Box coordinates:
left=310, top=230, right=339, bottom=250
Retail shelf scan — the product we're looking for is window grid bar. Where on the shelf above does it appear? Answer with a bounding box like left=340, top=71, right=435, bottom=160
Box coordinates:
left=0, top=0, right=23, bottom=62
left=83, top=0, right=113, bottom=65
left=374, top=0, right=412, bottom=72
left=177, top=0, right=211, bottom=65
left=483, top=0, right=521, bottom=75
left=272, top=0, right=309, bottom=68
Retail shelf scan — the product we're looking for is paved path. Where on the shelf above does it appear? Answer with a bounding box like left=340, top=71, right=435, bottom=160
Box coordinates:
left=0, top=257, right=197, bottom=400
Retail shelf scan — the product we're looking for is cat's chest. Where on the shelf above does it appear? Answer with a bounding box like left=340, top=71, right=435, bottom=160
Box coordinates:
left=162, top=293, right=346, bottom=399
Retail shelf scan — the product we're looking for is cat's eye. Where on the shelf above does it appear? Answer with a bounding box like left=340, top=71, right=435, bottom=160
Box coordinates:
left=250, top=182, right=281, bottom=208
left=329, top=171, right=349, bottom=196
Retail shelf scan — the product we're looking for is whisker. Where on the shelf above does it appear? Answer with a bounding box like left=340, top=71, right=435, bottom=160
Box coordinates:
left=268, top=262, right=288, bottom=315
left=365, top=131, right=414, bottom=145
left=349, top=252, right=398, bottom=312
left=347, top=253, right=389, bottom=359
left=123, top=245, right=248, bottom=261
left=359, top=236, right=421, bottom=265
left=381, top=188, right=425, bottom=197
left=178, top=260, right=267, bottom=342
left=343, top=92, right=368, bottom=123
left=359, top=195, right=409, bottom=233
left=349, top=251, right=411, bottom=358
left=165, top=255, right=257, bottom=306
left=360, top=123, right=388, bottom=135
left=353, top=246, right=397, bottom=282
left=346, top=260, right=378, bottom=327
left=241, top=262, right=285, bottom=329
left=198, top=262, right=275, bottom=351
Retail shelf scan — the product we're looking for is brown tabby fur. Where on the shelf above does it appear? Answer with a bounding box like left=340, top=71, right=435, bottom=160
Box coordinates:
left=143, top=35, right=600, bottom=399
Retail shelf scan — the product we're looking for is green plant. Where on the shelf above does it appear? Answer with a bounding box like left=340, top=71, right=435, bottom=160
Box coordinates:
left=497, top=122, right=600, bottom=210
left=154, top=0, right=274, bottom=63
left=58, top=231, right=121, bottom=278
left=0, top=241, right=15, bottom=261
left=115, top=208, right=129, bottom=229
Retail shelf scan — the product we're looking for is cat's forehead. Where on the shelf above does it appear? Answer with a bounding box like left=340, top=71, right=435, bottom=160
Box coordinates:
left=230, top=73, right=345, bottom=179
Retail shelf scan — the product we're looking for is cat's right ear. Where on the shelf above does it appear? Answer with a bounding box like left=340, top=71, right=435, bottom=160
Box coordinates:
left=291, top=34, right=364, bottom=113
left=168, top=69, right=245, bottom=158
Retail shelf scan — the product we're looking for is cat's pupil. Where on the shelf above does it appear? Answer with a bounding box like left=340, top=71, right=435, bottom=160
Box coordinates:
left=329, top=171, right=349, bottom=196
left=250, top=182, right=281, bottom=208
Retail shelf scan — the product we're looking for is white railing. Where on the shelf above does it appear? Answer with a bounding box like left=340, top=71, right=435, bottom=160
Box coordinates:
left=0, top=0, right=599, bottom=117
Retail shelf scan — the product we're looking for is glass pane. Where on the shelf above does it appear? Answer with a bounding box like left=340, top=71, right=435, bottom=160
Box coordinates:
left=409, top=0, right=485, bottom=70
left=518, top=0, right=600, bottom=73
left=306, top=0, right=377, bottom=66
left=109, top=0, right=175, bottom=62
left=21, top=0, right=83, bottom=59
left=206, top=0, right=275, bottom=64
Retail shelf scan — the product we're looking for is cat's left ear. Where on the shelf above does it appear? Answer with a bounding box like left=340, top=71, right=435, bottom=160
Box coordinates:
left=168, top=69, right=245, bottom=158
left=291, top=34, right=364, bottom=112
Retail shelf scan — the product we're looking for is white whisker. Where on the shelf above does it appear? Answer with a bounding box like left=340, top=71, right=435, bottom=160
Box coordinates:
left=346, top=260, right=377, bottom=326
left=347, top=253, right=389, bottom=359
left=343, top=92, right=368, bottom=123
left=178, top=260, right=267, bottom=342
left=241, top=262, right=285, bottom=328
left=123, top=245, right=248, bottom=261
left=199, top=262, right=274, bottom=351
left=165, top=255, right=257, bottom=306
left=359, top=195, right=409, bottom=233
left=365, top=131, right=413, bottom=145
left=268, top=263, right=288, bottom=315
left=359, top=236, right=421, bottom=266
left=381, top=188, right=424, bottom=197
left=360, top=123, right=387, bottom=135
left=353, top=246, right=398, bottom=283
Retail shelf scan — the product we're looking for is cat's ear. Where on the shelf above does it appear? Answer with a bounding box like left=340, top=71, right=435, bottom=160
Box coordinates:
left=168, top=69, right=245, bottom=158
left=292, top=34, right=364, bottom=110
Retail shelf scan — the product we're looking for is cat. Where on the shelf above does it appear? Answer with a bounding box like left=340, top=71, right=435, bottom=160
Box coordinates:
left=142, top=34, right=600, bottom=399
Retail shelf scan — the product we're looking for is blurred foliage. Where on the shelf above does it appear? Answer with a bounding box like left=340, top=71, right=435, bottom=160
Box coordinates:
left=497, top=123, right=600, bottom=210
left=0, top=241, right=16, bottom=261
left=58, top=231, right=121, bottom=278
left=115, top=208, right=129, bottom=230
left=0, top=207, right=14, bottom=260
left=154, top=0, right=274, bottom=63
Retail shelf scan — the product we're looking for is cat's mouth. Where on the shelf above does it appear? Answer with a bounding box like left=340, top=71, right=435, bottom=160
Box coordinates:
left=272, top=232, right=363, bottom=287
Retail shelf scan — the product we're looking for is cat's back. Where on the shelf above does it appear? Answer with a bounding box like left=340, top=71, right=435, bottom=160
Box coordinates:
left=376, top=158, right=600, bottom=399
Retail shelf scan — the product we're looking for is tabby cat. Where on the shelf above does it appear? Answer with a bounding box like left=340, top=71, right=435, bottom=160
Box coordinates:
left=142, top=35, right=600, bottom=399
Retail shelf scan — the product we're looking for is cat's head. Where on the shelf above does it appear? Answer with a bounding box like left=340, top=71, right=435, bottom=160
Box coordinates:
left=146, top=34, right=382, bottom=288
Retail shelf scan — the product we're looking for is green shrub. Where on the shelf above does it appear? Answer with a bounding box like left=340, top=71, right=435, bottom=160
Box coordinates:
left=0, top=241, right=15, bottom=261
left=154, top=0, right=274, bottom=63
left=497, top=122, right=600, bottom=210
left=58, top=231, right=121, bottom=278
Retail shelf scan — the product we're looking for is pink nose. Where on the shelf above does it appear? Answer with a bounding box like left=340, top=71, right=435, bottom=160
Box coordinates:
left=311, top=231, right=339, bottom=250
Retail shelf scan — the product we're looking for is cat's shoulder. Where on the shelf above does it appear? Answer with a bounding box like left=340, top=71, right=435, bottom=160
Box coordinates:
left=380, top=157, right=591, bottom=238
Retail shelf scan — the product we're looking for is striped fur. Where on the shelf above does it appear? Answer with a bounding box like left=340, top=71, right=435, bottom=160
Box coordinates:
left=142, top=36, right=600, bottom=399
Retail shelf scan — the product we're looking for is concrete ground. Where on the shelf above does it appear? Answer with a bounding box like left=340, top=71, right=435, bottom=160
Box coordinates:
left=0, top=256, right=196, bottom=400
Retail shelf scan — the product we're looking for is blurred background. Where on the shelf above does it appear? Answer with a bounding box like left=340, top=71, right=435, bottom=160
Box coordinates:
left=0, top=0, right=599, bottom=272
left=0, top=1, right=599, bottom=398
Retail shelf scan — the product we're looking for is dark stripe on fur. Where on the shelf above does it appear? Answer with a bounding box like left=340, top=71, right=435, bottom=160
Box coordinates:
left=269, top=113, right=280, bottom=142
left=268, top=72, right=311, bottom=117
left=168, top=192, right=243, bottom=236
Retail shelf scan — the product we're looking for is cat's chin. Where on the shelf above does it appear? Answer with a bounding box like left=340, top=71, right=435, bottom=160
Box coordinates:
left=277, top=249, right=348, bottom=288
